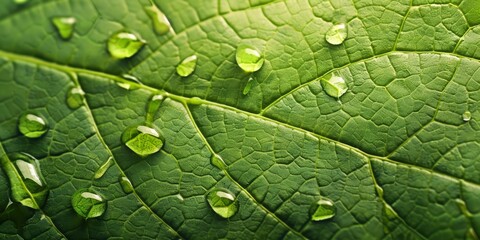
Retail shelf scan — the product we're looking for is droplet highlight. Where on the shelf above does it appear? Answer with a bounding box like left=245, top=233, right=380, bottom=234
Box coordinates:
left=18, top=113, right=48, bottom=138
left=94, top=157, right=114, bottom=179
left=107, top=31, right=146, bottom=59
left=71, top=189, right=106, bottom=219
left=176, top=55, right=197, bottom=77
left=310, top=197, right=335, bottom=221
left=146, top=94, right=165, bottom=124
left=206, top=189, right=239, bottom=218
left=463, top=111, right=472, bottom=122
left=121, top=125, right=164, bottom=157
left=66, top=87, right=85, bottom=109
left=210, top=154, right=227, bottom=170
left=119, top=176, right=134, bottom=194
left=52, top=17, right=76, bottom=40
left=236, top=45, right=264, bottom=73
left=321, top=75, right=348, bottom=98
left=14, top=0, right=28, bottom=4
left=145, top=5, right=172, bottom=35
left=325, top=23, right=347, bottom=45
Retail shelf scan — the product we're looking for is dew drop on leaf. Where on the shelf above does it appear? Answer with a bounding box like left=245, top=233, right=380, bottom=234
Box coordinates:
left=176, top=55, right=197, bottom=77
left=1, top=152, right=48, bottom=209
left=325, top=23, right=347, bottom=45
left=71, top=189, right=107, bottom=219
left=321, top=75, right=348, bottom=98
left=66, top=87, right=85, bottom=109
left=310, top=197, right=335, bottom=221
left=146, top=94, right=165, bottom=124
left=94, top=157, right=114, bottom=179
left=463, top=111, right=472, bottom=122
left=210, top=154, right=227, bottom=170
left=206, top=189, right=239, bottom=218
left=121, top=125, right=164, bottom=157
left=118, top=176, right=134, bottom=194
left=145, top=5, right=172, bottom=35
left=242, top=76, right=254, bottom=95
left=18, top=113, right=48, bottom=138
left=52, top=17, right=76, bottom=40
left=107, top=31, right=146, bottom=59
left=235, top=45, right=264, bottom=73
left=188, top=97, right=203, bottom=105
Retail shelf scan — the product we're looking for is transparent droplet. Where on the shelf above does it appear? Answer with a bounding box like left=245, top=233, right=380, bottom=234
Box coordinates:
left=210, top=154, right=227, bottom=170
left=145, top=5, right=172, bottom=35
left=18, top=113, right=48, bottom=138
left=71, top=189, right=106, bottom=219
left=243, top=76, right=254, bottom=95
left=146, top=94, right=165, bottom=124
left=107, top=31, right=146, bottom=59
left=188, top=97, right=203, bottom=105
left=121, top=125, right=164, bottom=157
left=463, top=111, right=472, bottom=122
left=176, top=55, right=197, bottom=77
left=1, top=152, right=48, bottom=209
left=94, top=157, right=114, bottom=179
left=122, top=74, right=142, bottom=84
left=235, top=45, right=264, bottom=73
left=325, top=23, right=347, bottom=45
left=66, top=87, right=85, bottom=109
left=206, top=189, right=239, bottom=218
left=321, top=75, right=348, bottom=98
left=310, top=197, right=335, bottom=221
left=119, top=176, right=134, bottom=194
left=52, top=17, right=76, bottom=40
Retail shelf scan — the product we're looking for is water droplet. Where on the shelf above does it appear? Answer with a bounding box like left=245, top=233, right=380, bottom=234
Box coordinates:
left=176, top=55, right=197, bottom=77
left=107, top=31, right=146, bottom=59
left=211, top=154, right=227, bottom=170
left=145, top=5, right=172, bottom=35
left=235, top=45, right=264, bottom=73
left=14, top=0, right=28, bottom=4
left=146, top=94, right=165, bottom=124
left=242, top=76, right=254, bottom=95
left=310, top=197, right=335, bottom=221
left=321, top=75, right=348, bottom=98
left=71, top=189, right=107, bottom=219
left=206, top=189, right=239, bottom=218
left=188, top=97, right=203, bottom=105
left=325, top=23, right=347, bottom=45
left=94, top=157, right=114, bottom=179
left=175, top=194, right=184, bottom=201
left=118, top=176, right=133, bottom=194
left=122, top=74, right=142, bottom=84
left=121, top=125, right=164, bottom=157
left=463, top=111, right=472, bottom=122
left=18, top=113, right=48, bottom=138
left=66, top=87, right=85, bottom=109
left=0, top=152, right=48, bottom=209
left=52, top=17, right=76, bottom=40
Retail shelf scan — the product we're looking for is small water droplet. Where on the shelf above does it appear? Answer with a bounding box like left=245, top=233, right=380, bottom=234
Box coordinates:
left=71, top=189, right=107, bottom=219
left=66, top=87, right=85, bottom=109
left=52, top=17, right=76, bottom=40
left=463, top=111, right=472, bottom=122
left=175, top=194, right=184, bottom=201
left=94, top=157, right=114, bottom=179
left=188, top=97, right=203, bottom=105
left=242, top=76, right=254, bottom=95
left=210, top=154, right=227, bottom=170
left=118, top=176, right=134, bottom=194
left=325, top=23, right=347, bottom=45
left=1, top=152, right=48, bottom=209
left=121, top=125, right=164, bottom=157
left=14, top=0, right=28, bottom=4
left=176, top=55, right=197, bottom=77
left=310, top=197, right=335, bottom=221
left=145, top=5, right=172, bottom=35
left=321, top=74, right=348, bottom=98
left=18, top=113, right=48, bottom=138
left=107, top=31, right=146, bottom=59
left=146, top=94, right=165, bottom=124
left=206, top=189, right=239, bottom=218
left=236, top=45, right=264, bottom=73
left=122, top=74, right=142, bottom=84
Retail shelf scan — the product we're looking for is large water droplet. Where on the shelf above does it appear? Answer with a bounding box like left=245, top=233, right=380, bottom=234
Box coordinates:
left=236, top=45, right=264, bottom=73
left=463, top=111, right=472, bottom=122
left=243, top=76, right=254, bottom=95
left=210, top=154, right=227, bottom=170
left=94, top=157, right=114, bottom=180
left=146, top=94, right=165, bottom=124
left=145, top=5, right=172, bottom=35
left=107, top=31, right=146, bottom=59
left=325, top=23, right=347, bottom=45
left=206, top=189, right=239, bottom=218
left=71, top=189, right=106, bottom=219
left=1, top=152, right=48, bottom=209
left=66, top=87, right=85, bottom=109
left=118, top=176, right=133, bottom=194
left=176, top=55, right=197, bottom=77
left=121, top=125, right=164, bottom=157
left=18, top=113, right=48, bottom=138
left=310, top=197, right=335, bottom=221
left=52, top=17, right=76, bottom=40
left=321, top=75, right=348, bottom=98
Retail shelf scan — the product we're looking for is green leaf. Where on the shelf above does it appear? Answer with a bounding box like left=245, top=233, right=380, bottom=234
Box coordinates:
left=1, top=0, right=479, bottom=239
